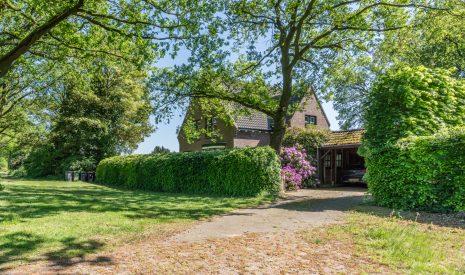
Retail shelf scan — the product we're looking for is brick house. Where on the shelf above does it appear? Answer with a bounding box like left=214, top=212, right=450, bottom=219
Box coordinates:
left=178, top=93, right=330, bottom=152
left=178, top=94, right=365, bottom=185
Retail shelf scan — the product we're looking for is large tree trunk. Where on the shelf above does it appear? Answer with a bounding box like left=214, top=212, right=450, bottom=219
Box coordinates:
left=270, top=52, right=293, bottom=153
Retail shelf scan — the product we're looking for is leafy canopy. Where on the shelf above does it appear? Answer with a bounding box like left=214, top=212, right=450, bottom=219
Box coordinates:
left=362, top=66, right=465, bottom=151
left=329, top=2, right=464, bottom=128
left=153, top=0, right=444, bottom=150
left=22, top=58, right=153, bottom=176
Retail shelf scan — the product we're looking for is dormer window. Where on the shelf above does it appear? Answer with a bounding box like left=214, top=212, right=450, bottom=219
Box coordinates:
left=305, top=115, right=317, bottom=126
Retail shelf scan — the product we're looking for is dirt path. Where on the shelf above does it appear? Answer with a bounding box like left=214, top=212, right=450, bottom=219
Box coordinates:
left=8, top=187, right=371, bottom=274
left=173, top=187, right=367, bottom=242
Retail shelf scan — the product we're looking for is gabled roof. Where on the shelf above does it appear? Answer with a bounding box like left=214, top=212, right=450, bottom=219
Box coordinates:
left=235, top=111, right=271, bottom=131
left=322, top=129, right=365, bottom=147
left=235, top=92, right=329, bottom=131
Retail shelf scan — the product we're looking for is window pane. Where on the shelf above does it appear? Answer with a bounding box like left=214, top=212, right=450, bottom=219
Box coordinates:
left=305, top=115, right=317, bottom=125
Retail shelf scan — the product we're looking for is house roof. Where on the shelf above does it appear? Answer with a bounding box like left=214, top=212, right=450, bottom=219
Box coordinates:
left=322, top=129, right=365, bottom=147
left=235, top=111, right=271, bottom=131
left=235, top=92, right=329, bottom=131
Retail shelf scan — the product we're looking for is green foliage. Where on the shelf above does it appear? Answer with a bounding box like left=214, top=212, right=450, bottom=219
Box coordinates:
left=68, top=157, right=97, bottom=172
left=151, top=146, right=171, bottom=154
left=97, top=147, right=281, bottom=196
left=0, top=157, right=7, bottom=172
left=365, top=127, right=465, bottom=212
left=382, top=4, right=465, bottom=78
left=17, top=59, right=153, bottom=177
left=9, top=167, right=27, bottom=178
left=153, top=0, right=440, bottom=144
left=23, top=144, right=55, bottom=178
left=328, top=4, right=463, bottom=129
left=282, top=126, right=330, bottom=160
left=363, top=66, right=465, bottom=150
left=363, top=67, right=465, bottom=212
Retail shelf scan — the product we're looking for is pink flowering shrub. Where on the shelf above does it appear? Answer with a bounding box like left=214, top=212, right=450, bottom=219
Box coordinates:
left=280, top=147, right=317, bottom=190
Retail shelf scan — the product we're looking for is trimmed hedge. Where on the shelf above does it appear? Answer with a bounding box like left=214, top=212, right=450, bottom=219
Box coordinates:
left=96, top=147, right=281, bottom=196
left=365, top=127, right=465, bottom=212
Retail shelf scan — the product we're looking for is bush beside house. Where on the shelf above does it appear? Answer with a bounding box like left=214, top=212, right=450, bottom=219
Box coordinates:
left=366, top=127, right=465, bottom=212
left=362, top=66, right=465, bottom=212
left=96, top=147, right=281, bottom=196
left=282, top=126, right=330, bottom=161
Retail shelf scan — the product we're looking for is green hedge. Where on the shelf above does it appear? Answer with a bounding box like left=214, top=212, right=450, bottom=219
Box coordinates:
left=365, top=127, right=465, bottom=212
left=96, top=147, right=281, bottom=196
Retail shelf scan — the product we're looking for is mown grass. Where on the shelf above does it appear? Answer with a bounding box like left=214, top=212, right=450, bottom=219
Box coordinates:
left=303, top=210, right=465, bottom=274
left=0, top=179, right=273, bottom=269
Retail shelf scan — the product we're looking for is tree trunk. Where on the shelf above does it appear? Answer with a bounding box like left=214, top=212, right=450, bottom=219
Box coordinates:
left=270, top=52, right=293, bottom=153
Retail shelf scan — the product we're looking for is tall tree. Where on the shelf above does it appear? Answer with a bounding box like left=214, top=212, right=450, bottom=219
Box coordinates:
left=0, top=0, right=214, bottom=140
left=326, top=1, right=464, bottom=128
left=154, top=0, right=444, bottom=152
left=24, top=58, right=153, bottom=176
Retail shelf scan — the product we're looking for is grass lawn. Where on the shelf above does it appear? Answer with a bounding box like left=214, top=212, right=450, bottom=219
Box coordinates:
left=302, top=208, right=465, bottom=274
left=0, top=178, right=272, bottom=269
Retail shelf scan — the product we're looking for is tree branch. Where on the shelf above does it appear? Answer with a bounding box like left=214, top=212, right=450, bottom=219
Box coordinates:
left=0, top=0, right=84, bottom=78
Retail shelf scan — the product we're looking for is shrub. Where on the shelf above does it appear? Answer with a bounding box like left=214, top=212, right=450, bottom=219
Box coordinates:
left=0, top=157, right=8, bottom=172
left=280, top=147, right=316, bottom=190
left=96, top=147, right=281, bottom=196
left=151, top=146, right=171, bottom=154
left=9, top=167, right=27, bottom=178
left=365, top=127, right=465, bottom=212
left=362, top=66, right=465, bottom=212
left=283, top=126, right=330, bottom=161
left=363, top=66, right=465, bottom=150
left=68, top=157, right=97, bottom=172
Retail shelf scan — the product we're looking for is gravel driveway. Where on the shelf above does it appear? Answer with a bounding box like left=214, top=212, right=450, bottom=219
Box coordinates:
left=173, top=187, right=367, bottom=242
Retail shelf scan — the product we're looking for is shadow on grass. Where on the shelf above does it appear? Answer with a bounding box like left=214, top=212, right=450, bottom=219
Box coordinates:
left=44, top=238, right=111, bottom=268
left=0, top=181, right=248, bottom=222
left=0, top=232, right=45, bottom=265
left=0, top=234, right=111, bottom=272
left=0, top=179, right=266, bottom=270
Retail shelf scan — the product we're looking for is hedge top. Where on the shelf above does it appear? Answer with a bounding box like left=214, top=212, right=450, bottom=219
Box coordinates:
left=96, top=146, right=281, bottom=197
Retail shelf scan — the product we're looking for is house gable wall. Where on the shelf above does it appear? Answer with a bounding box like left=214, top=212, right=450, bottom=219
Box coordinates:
left=178, top=103, right=236, bottom=152
left=289, top=93, right=330, bottom=129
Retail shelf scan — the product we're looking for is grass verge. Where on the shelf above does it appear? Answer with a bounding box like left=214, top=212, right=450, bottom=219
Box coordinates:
left=301, top=209, right=465, bottom=274
left=0, top=179, right=273, bottom=269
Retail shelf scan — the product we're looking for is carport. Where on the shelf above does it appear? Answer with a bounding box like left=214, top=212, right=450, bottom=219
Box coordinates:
left=317, top=129, right=365, bottom=186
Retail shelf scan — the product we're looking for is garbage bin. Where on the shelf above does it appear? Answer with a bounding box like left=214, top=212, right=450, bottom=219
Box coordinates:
left=65, top=171, right=80, bottom=181
left=65, top=171, right=74, bottom=181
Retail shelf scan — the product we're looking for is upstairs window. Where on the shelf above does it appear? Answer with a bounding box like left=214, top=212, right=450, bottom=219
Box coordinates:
left=193, top=119, right=200, bottom=131
left=205, top=117, right=217, bottom=132
left=305, top=115, right=317, bottom=126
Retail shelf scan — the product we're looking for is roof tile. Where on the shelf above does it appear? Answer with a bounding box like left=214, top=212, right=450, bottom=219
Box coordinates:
left=323, top=129, right=365, bottom=146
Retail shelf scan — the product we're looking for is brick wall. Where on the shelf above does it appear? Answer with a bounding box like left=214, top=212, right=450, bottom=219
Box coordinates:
left=289, top=94, right=330, bottom=129
left=178, top=103, right=236, bottom=152
left=233, top=131, right=271, bottom=148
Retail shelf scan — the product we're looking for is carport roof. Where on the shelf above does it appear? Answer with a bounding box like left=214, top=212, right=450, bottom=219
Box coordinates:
left=322, top=129, right=365, bottom=147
